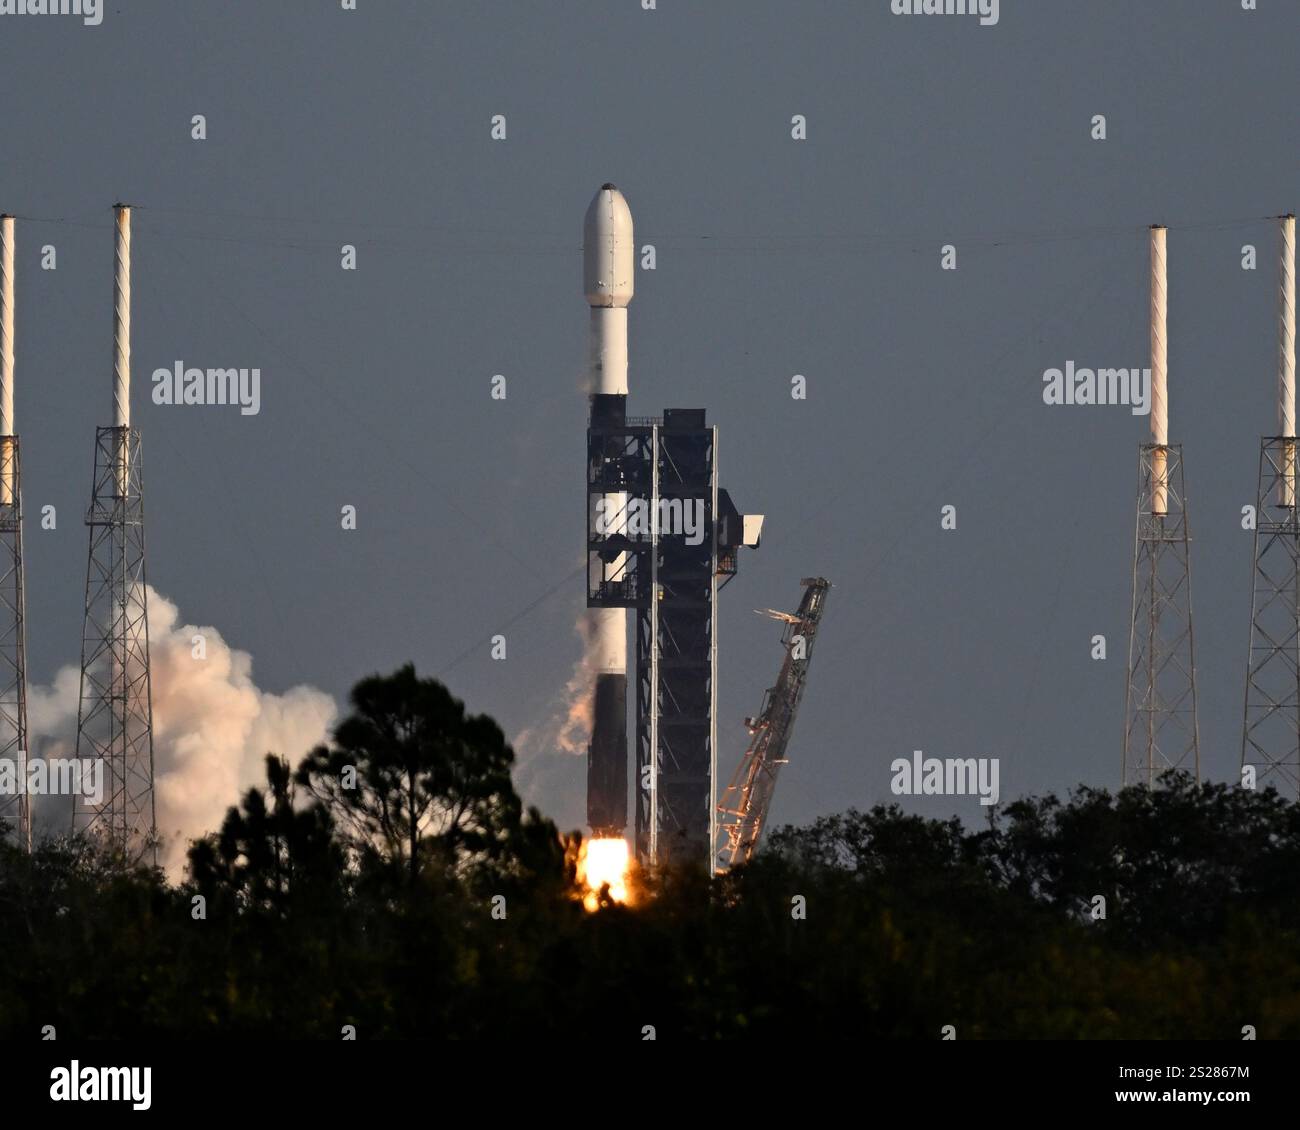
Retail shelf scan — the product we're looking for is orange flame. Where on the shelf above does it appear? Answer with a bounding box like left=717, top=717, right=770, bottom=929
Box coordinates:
left=579, top=836, right=630, bottom=911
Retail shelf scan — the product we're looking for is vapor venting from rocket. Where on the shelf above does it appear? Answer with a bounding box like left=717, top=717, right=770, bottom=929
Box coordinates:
left=512, top=616, right=597, bottom=761
left=28, top=587, right=336, bottom=876
left=556, top=656, right=596, bottom=754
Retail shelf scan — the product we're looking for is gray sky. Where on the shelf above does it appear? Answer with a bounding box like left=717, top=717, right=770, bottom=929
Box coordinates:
left=1, top=0, right=1297, bottom=836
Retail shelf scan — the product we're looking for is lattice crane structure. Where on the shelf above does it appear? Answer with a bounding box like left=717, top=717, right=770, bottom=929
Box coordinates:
left=715, top=577, right=830, bottom=871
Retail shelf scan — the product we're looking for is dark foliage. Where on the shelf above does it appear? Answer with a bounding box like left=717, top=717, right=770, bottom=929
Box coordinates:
left=2, top=667, right=1298, bottom=1038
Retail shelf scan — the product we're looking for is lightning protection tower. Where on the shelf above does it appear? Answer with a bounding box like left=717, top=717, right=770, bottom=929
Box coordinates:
left=72, top=205, right=156, bottom=864
left=1241, top=214, right=1300, bottom=798
left=1123, top=225, right=1200, bottom=786
left=0, top=214, right=31, bottom=852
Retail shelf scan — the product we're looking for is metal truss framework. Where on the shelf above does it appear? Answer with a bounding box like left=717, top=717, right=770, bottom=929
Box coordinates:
left=72, top=425, right=156, bottom=864
left=0, top=436, right=29, bottom=851
left=1123, top=442, right=1200, bottom=787
left=588, top=408, right=731, bottom=872
left=716, top=577, right=830, bottom=873
left=635, top=417, right=719, bottom=871
left=1241, top=436, right=1300, bottom=797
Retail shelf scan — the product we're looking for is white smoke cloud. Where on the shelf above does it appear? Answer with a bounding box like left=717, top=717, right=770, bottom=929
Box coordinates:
left=27, top=586, right=337, bottom=878
left=513, top=616, right=594, bottom=761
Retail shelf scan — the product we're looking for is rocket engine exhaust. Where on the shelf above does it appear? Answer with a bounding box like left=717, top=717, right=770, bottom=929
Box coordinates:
left=583, top=184, right=634, bottom=839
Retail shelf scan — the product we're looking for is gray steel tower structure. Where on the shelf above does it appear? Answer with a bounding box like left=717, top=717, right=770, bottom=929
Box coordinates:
left=1123, top=225, right=1200, bottom=786
left=0, top=214, right=30, bottom=852
left=72, top=205, right=157, bottom=864
left=1241, top=214, right=1300, bottom=797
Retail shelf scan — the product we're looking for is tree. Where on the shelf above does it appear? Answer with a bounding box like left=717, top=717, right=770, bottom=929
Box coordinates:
left=188, top=754, right=344, bottom=915
left=294, top=663, right=528, bottom=887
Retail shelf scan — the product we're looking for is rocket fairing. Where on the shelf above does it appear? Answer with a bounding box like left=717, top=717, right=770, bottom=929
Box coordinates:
left=584, top=184, right=634, bottom=837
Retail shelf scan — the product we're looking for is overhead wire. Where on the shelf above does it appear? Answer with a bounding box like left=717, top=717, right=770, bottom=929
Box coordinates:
left=12, top=204, right=1273, bottom=700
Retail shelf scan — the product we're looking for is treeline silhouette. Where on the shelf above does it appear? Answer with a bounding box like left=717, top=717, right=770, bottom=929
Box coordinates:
left=2, top=664, right=1298, bottom=1039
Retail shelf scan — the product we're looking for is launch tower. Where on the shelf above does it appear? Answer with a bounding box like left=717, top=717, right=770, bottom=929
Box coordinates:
left=583, top=185, right=762, bottom=873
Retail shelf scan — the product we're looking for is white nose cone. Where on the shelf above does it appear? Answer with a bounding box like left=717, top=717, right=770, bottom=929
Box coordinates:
left=584, top=184, right=635, bottom=308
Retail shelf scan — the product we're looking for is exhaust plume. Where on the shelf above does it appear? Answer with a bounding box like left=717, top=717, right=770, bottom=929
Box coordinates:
left=514, top=616, right=596, bottom=760
left=27, top=587, right=336, bottom=876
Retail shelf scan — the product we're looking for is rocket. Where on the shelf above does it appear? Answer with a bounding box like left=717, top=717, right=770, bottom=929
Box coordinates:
left=584, top=184, right=634, bottom=837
